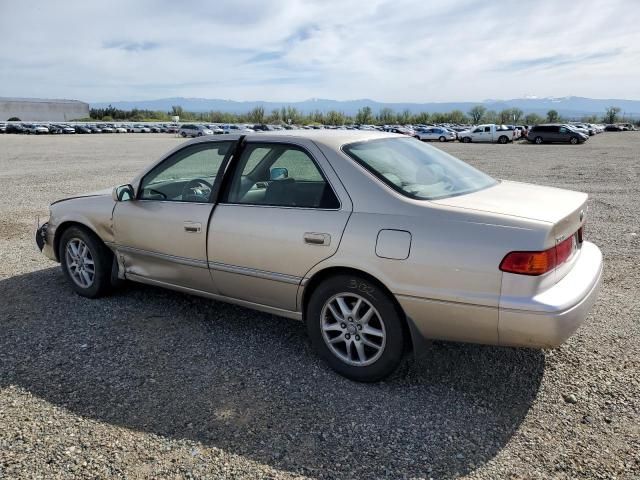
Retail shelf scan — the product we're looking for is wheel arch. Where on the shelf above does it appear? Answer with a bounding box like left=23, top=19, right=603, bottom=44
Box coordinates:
left=53, top=221, right=108, bottom=262
left=300, top=266, right=418, bottom=354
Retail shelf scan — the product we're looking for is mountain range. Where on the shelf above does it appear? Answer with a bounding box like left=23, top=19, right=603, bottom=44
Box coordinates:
left=91, top=96, right=640, bottom=118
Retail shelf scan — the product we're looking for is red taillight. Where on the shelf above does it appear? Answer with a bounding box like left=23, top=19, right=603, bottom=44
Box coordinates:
left=500, top=232, right=578, bottom=276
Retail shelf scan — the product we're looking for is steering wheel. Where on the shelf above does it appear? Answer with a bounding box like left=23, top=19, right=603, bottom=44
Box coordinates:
left=181, top=178, right=213, bottom=202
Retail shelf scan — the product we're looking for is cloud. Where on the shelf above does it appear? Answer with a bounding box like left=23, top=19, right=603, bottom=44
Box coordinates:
left=0, top=0, right=638, bottom=102
left=103, top=41, right=160, bottom=52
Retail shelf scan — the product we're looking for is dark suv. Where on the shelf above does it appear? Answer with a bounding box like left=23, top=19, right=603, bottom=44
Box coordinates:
left=527, top=124, right=588, bottom=145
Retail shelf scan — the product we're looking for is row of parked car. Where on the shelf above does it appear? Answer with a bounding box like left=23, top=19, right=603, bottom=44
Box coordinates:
left=0, top=122, right=182, bottom=134
left=1, top=120, right=635, bottom=143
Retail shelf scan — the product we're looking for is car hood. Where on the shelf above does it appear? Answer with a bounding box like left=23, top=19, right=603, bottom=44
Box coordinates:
left=51, top=187, right=113, bottom=205
left=431, top=180, right=587, bottom=225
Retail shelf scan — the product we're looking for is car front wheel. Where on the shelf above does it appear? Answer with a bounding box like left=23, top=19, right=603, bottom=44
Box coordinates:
left=439, top=136, right=446, bottom=142
left=534, top=136, right=543, bottom=144
left=306, top=274, right=405, bottom=382
left=59, top=226, right=112, bottom=298
left=462, top=137, right=471, bottom=143
left=570, top=136, right=579, bottom=144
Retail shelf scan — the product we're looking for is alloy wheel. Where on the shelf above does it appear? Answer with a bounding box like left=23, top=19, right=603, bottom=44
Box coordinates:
left=65, top=238, right=95, bottom=288
left=320, top=293, right=386, bottom=366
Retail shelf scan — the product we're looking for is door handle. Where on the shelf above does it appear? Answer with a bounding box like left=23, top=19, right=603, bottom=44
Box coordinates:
left=184, top=221, right=202, bottom=233
left=304, top=232, right=330, bottom=246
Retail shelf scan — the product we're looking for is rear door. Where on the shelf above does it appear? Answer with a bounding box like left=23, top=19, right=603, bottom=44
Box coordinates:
left=207, top=138, right=352, bottom=311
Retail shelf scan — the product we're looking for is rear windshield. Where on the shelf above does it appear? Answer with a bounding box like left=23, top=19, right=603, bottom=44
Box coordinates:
left=342, top=137, right=497, bottom=200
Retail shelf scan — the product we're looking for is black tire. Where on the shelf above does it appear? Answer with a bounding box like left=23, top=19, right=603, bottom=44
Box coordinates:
left=462, top=136, right=471, bottom=143
left=180, top=132, right=187, bottom=138
left=438, top=136, right=446, bottom=142
left=306, top=274, right=405, bottom=382
left=197, top=132, right=203, bottom=137
left=570, top=136, right=579, bottom=144
left=59, top=226, right=112, bottom=298
left=534, top=136, right=543, bottom=144
left=498, top=135, right=508, bottom=144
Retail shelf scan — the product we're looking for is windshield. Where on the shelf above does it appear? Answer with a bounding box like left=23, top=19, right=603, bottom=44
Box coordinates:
left=342, top=137, right=497, bottom=200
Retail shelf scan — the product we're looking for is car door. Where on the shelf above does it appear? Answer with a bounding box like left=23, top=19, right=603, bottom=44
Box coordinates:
left=558, top=126, right=570, bottom=142
left=208, top=138, right=352, bottom=312
left=113, top=140, right=234, bottom=292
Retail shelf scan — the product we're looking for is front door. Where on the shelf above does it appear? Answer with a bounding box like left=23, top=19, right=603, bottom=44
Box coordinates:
left=113, top=140, right=234, bottom=292
left=208, top=139, right=351, bottom=312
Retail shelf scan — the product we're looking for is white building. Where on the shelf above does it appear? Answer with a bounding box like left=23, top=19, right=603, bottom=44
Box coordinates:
left=0, top=97, right=89, bottom=121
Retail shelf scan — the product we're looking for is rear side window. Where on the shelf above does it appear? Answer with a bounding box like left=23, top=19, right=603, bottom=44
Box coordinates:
left=224, top=143, right=340, bottom=209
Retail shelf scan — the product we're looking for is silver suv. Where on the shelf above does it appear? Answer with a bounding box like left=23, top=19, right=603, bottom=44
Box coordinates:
left=178, top=124, right=213, bottom=137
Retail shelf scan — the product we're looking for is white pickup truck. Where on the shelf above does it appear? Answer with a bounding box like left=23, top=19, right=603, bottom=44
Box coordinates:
left=458, top=124, right=516, bottom=144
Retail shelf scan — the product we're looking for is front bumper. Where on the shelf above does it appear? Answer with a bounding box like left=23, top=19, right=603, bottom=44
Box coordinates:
left=498, top=241, right=603, bottom=347
left=36, top=221, right=57, bottom=261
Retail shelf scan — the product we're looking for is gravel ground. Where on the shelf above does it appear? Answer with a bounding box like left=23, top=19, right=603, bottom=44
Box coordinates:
left=0, top=133, right=638, bottom=479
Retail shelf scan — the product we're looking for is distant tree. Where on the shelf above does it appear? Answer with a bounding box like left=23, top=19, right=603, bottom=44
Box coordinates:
left=325, top=110, right=345, bottom=125
left=512, top=108, right=524, bottom=123
left=397, top=109, right=412, bottom=125
left=355, top=106, right=373, bottom=125
left=449, top=109, right=468, bottom=124
left=102, top=115, right=113, bottom=121
left=546, top=109, right=559, bottom=122
left=377, top=107, right=395, bottom=124
left=248, top=106, right=265, bottom=124
left=413, top=111, right=431, bottom=124
left=484, top=110, right=499, bottom=123
left=524, top=113, right=544, bottom=125
left=468, top=105, right=486, bottom=124
left=603, top=106, right=621, bottom=124
left=171, top=105, right=184, bottom=118
left=7, top=117, right=20, bottom=121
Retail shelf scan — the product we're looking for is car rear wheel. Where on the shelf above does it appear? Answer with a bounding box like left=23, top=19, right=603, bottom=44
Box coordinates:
left=498, top=135, right=508, bottom=144
left=439, top=136, right=446, bottom=142
left=570, top=136, right=579, bottom=144
left=534, top=136, right=543, bottom=144
left=462, top=137, right=471, bottom=143
left=59, top=226, right=112, bottom=298
left=180, top=132, right=187, bottom=137
left=306, top=274, right=405, bottom=382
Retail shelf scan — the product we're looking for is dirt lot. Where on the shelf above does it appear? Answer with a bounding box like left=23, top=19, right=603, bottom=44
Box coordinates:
left=0, top=133, right=638, bottom=479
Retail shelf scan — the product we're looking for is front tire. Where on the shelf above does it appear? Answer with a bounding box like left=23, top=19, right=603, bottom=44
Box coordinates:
left=306, top=274, right=405, bottom=382
left=462, top=136, right=471, bottom=143
left=570, top=136, right=579, bottom=144
left=534, top=136, right=543, bottom=144
left=59, top=226, right=112, bottom=298
left=439, top=136, right=446, bottom=142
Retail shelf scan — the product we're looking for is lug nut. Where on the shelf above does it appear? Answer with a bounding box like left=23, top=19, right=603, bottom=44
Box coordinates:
left=355, top=335, right=360, bottom=341
left=357, top=324, right=362, bottom=330
left=348, top=317, right=353, bottom=322
left=345, top=333, right=351, bottom=340
left=340, top=323, right=347, bottom=329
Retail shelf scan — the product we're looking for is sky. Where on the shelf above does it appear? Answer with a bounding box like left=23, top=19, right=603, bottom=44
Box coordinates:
left=0, top=0, right=639, bottom=103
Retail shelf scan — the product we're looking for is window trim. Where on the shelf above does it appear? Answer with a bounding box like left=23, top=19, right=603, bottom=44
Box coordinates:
left=137, top=140, right=235, bottom=203
left=219, top=140, right=342, bottom=210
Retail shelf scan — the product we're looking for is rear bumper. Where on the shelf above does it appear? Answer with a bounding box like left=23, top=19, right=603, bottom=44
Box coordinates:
left=498, top=241, right=603, bottom=347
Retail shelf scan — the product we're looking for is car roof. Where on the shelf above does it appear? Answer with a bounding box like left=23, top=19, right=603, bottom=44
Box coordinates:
left=184, top=129, right=397, bottom=150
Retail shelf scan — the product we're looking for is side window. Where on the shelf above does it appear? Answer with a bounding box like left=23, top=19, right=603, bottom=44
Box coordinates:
left=484, top=126, right=491, bottom=132
left=225, top=143, right=339, bottom=209
left=559, top=127, right=567, bottom=133
left=139, top=142, right=232, bottom=202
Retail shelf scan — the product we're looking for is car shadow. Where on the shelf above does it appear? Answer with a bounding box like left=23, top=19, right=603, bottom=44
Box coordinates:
left=0, top=267, right=545, bottom=479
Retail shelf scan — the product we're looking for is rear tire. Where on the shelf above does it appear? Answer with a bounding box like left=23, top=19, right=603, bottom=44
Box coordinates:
left=59, top=226, right=112, bottom=298
left=180, top=132, right=187, bottom=138
left=534, top=136, right=543, bottom=144
left=498, top=135, right=508, bottom=144
left=306, top=274, right=405, bottom=382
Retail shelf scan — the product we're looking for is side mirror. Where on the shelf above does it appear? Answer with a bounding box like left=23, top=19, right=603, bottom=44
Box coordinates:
left=270, top=167, right=289, bottom=180
left=112, top=184, right=135, bottom=202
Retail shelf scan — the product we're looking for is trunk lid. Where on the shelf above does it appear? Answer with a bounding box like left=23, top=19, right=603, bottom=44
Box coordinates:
left=431, top=180, right=587, bottom=243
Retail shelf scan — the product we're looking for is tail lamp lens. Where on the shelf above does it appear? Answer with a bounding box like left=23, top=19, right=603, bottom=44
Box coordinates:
left=500, top=232, right=578, bottom=276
